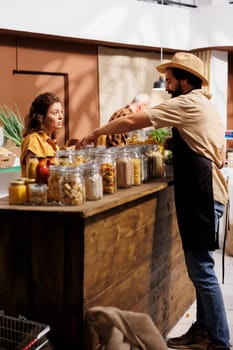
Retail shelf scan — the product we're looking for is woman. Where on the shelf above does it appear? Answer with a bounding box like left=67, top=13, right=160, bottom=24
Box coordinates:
left=20, top=92, right=64, bottom=177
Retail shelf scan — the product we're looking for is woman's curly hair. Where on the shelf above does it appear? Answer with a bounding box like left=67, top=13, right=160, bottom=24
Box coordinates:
left=23, top=92, right=62, bottom=139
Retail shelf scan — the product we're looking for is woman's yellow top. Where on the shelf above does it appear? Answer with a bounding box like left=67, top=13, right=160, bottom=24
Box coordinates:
left=20, top=132, right=59, bottom=177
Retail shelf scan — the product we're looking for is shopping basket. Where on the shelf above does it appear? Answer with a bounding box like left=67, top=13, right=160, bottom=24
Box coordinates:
left=0, top=310, right=51, bottom=350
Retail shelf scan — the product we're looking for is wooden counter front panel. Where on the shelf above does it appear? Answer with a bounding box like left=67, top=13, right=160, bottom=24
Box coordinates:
left=83, top=186, right=195, bottom=337
left=0, top=210, right=84, bottom=349
left=84, top=196, right=158, bottom=302
left=0, top=183, right=195, bottom=349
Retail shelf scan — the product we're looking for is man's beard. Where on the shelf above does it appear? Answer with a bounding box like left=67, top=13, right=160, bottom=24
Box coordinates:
left=168, top=83, right=183, bottom=98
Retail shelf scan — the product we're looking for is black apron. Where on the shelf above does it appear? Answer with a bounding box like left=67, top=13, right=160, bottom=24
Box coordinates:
left=172, top=127, right=217, bottom=251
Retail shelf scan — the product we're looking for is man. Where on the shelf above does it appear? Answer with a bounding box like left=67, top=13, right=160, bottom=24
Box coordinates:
left=105, top=92, right=150, bottom=147
left=76, top=52, right=230, bottom=350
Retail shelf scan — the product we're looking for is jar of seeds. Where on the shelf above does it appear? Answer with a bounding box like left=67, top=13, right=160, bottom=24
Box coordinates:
left=115, top=149, right=133, bottom=188
left=84, top=161, right=103, bottom=200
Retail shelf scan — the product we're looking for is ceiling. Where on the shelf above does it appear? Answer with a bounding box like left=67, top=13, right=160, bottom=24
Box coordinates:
left=138, top=0, right=232, bottom=8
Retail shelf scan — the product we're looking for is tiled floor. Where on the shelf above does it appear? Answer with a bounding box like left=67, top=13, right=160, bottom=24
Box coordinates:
left=166, top=248, right=233, bottom=349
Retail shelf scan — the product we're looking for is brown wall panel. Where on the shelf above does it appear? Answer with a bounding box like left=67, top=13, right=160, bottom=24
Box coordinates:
left=0, top=34, right=99, bottom=145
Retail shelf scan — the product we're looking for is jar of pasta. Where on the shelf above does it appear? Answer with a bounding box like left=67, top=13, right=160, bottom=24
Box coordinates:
left=126, top=130, right=146, bottom=145
left=84, top=161, right=103, bottom=200
left=56, top=150, right=74, bottom=166
left=129, top=146, right=142, bottom=186
left=71, top=149, right=88, bottom=166
left=59, top=166, right=85, bottom=205
left=95, top=151, right=117, bottom=194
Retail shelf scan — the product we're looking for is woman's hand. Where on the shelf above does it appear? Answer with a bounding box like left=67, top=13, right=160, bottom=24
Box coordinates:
left=75, top=129, right=99, bottom=149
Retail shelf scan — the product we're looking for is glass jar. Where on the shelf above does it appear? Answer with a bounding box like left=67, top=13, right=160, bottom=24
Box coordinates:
left=140, top=145, right=149, bottom=182
left=144, top=144, right=164, bottom=178
left=95, top=151, right=117, bottom=194
left=56, top=150, right=74, bottom=166
left=46, top=155, right=56, bottom=167
left=69, top=149, right=88, bottom=166
left=84, top=161, right=103, bottom=200
left=47, top=165, right=62, bottom=203
left=25, top=178, right=36, bottom=202
left=36, top=157, right=50, bottom=184
left=26, top=155, right=39, bottom=179
left=129, top=146, right=142, bottom=186
left=8, top=179, right=27, bottom=205
left=59, top=166, right=85, bottom=205
left=28, top=183, right=48, bottom=205
left=126, top=129, right=146, bottom=146
left=115, top=149, right=133, bottom=188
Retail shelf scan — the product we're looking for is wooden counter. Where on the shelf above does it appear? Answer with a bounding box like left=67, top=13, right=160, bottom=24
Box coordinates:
left=0, top=179, right=195, bottom=349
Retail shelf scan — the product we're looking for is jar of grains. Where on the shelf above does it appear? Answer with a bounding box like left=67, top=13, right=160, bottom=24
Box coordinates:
left=59, top=166, right=85, bottom=205
left=84, top=161, right=103, bottom=200
left=115, top=148, right=133, bottom=188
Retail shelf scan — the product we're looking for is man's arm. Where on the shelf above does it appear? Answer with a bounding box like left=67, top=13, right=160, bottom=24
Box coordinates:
left=76, top=111, right=152, bottom=148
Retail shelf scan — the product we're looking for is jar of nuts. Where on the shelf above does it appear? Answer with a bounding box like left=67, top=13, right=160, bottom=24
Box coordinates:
left=47, top=165, right=63, bottom=204
left=59, top=166, right=85, bottom=205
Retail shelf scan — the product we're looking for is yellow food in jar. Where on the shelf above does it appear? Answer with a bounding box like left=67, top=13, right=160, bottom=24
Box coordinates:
left=9, top=180, right=27, bottom=205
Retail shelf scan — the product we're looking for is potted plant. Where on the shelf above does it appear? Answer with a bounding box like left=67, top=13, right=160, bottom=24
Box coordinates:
left=0, top=105, right=24, bottom=148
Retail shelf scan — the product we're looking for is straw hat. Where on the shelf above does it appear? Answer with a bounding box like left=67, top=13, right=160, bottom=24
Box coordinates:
left=156, top=52, right=209, bottom=86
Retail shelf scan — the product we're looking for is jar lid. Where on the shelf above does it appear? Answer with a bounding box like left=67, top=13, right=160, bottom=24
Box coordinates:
left=10, top=179, right=25, bottom=185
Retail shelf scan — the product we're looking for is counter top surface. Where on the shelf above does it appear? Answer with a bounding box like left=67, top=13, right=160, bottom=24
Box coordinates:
left=0, top=178, right=172, bottom=218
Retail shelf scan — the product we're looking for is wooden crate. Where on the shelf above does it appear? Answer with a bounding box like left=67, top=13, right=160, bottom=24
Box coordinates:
left=0, top=153, right=16, bottom=168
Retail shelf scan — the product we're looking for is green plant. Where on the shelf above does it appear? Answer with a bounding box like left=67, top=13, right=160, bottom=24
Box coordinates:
left=150, top=127, right=172, bottom=145
left=0, top=105, right=24, bottom=147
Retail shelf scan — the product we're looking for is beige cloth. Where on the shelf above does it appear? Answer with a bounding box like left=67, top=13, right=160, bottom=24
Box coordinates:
left=86, top=306, right=168, bottom=350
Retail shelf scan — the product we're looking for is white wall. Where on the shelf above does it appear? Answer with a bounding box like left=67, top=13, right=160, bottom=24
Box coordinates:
left=1, top=0, right=233, bottom=50
left=210, top=51, right=228, bottom=128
